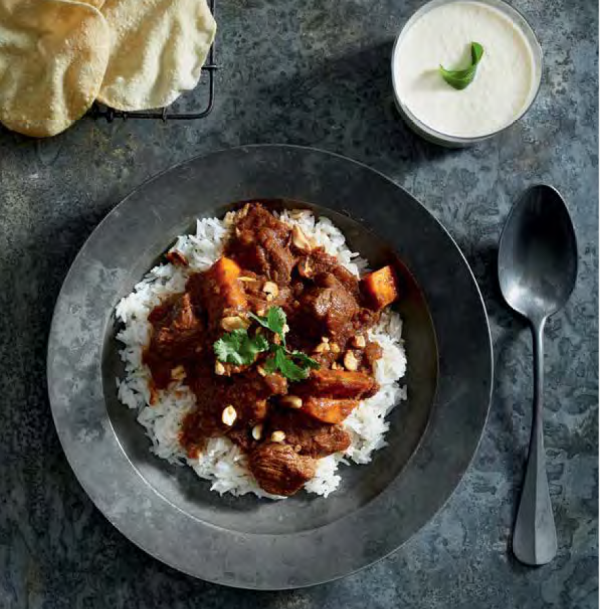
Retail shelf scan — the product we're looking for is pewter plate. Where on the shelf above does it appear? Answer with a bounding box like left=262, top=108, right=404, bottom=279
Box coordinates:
left=47, top=145, right=492, bottom=589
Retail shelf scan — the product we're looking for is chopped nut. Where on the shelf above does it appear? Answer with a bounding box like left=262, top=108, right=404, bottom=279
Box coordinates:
left=224, top=211, right=237, bottom=226
left=321, top=337, right=330, bottom=344
left=239, top=276, right=258, bottom=283
left=281, top=395, right=303, bottom=409
left=330, top=342, right=340, bottom=354
left=289, top=209, right=308, bottom=221
left=214, top=361, right=226, bottom=376
left=256, top=365, right=267, bottom=377
left=282, top=324, right=290, bottom=334
left=222, top=405, right=237, bottom=427
left=171, top=365, right=186, bottom=381
left=166, top=250, right=188, bottom=266
left=343, top=351, right=359, bottom=371
left=252, top=424, right=263, bottom=441
left=298, top=258, right=313, bottom=278
left=221, top=316, right=249, bottom=332
left=271, top=431, right=286, bottom=443
left=292, top=225, right=312, bottom=252
left=262, top=281, right=279, bottom=299
left=314, top=341, right=330, bottom=353
left=352, top=335, right=366, bottom=348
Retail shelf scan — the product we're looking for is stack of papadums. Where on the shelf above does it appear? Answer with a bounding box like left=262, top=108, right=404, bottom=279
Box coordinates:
left=0, top=0, right=217, bottom=137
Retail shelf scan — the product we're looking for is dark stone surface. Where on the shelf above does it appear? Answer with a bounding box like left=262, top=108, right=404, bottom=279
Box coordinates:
left=0, top=0, right=597, bottom=606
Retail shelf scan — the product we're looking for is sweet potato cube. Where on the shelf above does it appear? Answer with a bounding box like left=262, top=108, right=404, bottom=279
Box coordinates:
left=361, top=265, right=399, bottom=310
left=213, top=256, right=241, bottom=284
left=303, top=397, right=359, bottom=424
left=209, top=257, right=247, bottom=310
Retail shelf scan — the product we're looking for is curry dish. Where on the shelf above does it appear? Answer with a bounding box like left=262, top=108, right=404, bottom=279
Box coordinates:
left=142, top=204, right=400, bottom=496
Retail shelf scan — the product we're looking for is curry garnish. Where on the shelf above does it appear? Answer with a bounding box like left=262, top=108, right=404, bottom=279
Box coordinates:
left=215, top=306, right=319, bottom=380
left=214, top=329, right=269, bottom=365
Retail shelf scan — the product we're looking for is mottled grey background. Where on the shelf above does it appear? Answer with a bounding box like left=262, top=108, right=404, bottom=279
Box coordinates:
left=0, top=0, right=597, bottom=607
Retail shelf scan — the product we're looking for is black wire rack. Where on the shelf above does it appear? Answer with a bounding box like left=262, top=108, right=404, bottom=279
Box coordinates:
left=89, top=0, right=217, bottom=123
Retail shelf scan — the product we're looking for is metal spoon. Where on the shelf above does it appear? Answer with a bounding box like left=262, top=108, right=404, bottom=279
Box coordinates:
left=498, top=184, right=578, bottom=566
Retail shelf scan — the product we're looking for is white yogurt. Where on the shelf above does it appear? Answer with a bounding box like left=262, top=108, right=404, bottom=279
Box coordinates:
left=392, top=0, right=540, bottom=140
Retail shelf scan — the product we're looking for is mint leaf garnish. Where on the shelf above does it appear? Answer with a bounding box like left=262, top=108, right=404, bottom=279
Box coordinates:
left=440, top=42, right=484, bottom=90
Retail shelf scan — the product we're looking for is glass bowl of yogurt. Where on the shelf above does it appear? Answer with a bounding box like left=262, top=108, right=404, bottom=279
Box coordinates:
left=391, top=0, right=543, bottom=147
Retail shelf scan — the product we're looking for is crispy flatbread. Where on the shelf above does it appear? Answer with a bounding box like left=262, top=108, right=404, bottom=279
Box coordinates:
left=78, top=0, right=106, bottom=8
left=0, top=0, right=110, bottom=137
left=97, top=0, right=216, bottom=111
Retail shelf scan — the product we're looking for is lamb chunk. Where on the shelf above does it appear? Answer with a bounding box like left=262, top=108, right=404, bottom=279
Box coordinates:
left=219, top=370, right=287, bottom=427
left=227, top=204, right=297, bottom=284
left=268, top=410, right=351, bottom=458
left=144, top=292, right=205, bottom=388
left=296, top=250, right=360, bottom=298
left=263, top=372, right=288, bottom=395
left=249, top=442, right=316, bottom=496
left=300, top=369, right=376, bottom=399
left=296, top=273, right=359, bottom=340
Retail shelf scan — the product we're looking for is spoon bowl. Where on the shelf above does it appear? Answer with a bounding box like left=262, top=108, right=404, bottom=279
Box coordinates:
left=498, top=184, right=578, bottom=321
left=498, top=184, right=577, bottom=567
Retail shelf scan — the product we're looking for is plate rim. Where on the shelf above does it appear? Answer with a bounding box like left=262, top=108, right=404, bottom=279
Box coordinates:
left=47, top=144, right=493, bottom=589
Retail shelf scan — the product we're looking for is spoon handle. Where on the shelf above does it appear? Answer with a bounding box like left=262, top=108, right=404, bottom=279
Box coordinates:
left=512, top=318, right=558, bottom=565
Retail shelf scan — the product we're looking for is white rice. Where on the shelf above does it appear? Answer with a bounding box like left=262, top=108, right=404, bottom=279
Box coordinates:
left=115, top=209, right=407, bottom=499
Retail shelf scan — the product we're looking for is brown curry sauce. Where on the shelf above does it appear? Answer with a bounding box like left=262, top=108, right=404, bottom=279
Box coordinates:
left=142, top=203, right=398, bottom=496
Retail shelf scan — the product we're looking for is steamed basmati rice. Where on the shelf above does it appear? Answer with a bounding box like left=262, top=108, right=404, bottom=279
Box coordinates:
left=115, top=209, right=407, bottom=498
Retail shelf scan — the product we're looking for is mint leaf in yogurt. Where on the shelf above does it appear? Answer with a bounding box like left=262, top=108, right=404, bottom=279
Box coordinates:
left=440, top=42, right=484, bottom=90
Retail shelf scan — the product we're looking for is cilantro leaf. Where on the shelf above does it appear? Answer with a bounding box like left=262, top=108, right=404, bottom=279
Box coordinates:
left=262, top=346, right=317, bottom=381
left=278, top=359, right=311, bottom=381
left=289, top=350, right=320, bottom=370
left=214, top=329, right=245, bottom=365
left=272, top=346, right=311, bottom=381
left=248, top=311, right=269, bottom=330
left=217, top=307, right=319, bottom=381
left=440, top=42, right=484, bottom=90
left=249, top=306, right=287, bottom=340
left=239, top=333, right=269, bottom=362
left=263, top=354, right=280, bottom=375
left=266, top=307, right=286, bottom=336
left=214, top=329, right=269, bottom=365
